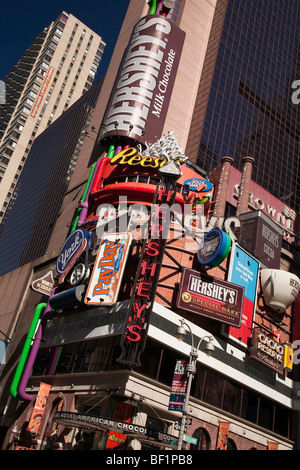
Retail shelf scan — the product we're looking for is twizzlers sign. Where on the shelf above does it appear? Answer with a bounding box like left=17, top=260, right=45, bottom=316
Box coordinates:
left=100, top=15, right=185, bottom=145
left=117, top=174, right=178, bottom=367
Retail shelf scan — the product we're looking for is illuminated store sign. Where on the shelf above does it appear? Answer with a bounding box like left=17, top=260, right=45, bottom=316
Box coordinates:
left=85, top=232, right=132, bottom=306
left=118, top=165, right=180, bottom=367
left=110, top=147, right=167, bottom=169
left=100, top=15, right=185, bottom=145
left=177, top=268, right=244, bottom=327
left=184, top=178, right=213, bottom=193
left=56, top=228, right=90, bottom=284
left=54, top=411, right=177, bottom=446
left=197, top=228, right=231, bottom=267
left=250, top=329, right=284, bottom=374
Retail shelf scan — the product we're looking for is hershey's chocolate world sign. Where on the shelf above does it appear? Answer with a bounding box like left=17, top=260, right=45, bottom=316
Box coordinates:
left=177, top=268, right=244, bottom=327
left=100, top=15, right=185, bottom=145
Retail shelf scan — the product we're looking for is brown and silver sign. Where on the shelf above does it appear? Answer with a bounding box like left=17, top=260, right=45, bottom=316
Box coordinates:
left=100, top=15, right=185, bottom=145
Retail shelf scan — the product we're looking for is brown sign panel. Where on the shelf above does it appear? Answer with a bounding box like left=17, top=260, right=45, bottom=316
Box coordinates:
left=100, top=15, right=185, bottom=146
left=250, top=328, right=284, bottom=374
left=239, top=210, right=282, bottom=269
left=177, top=268, right=244, bottom=327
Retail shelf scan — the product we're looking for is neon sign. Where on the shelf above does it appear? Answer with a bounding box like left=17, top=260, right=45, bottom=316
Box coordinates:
left=117, top=164, right=180, bottom=367
left=110, top=147, right=167, bottom=169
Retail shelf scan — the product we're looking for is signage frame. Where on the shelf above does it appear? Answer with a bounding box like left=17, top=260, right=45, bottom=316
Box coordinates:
left=197, top=228, right=231, bottom=267
left=84, top=232, right=132, bottom=306
left=177, top=268, right=244, bottom=327
left=56, top=228, right=90, bottom=284
left=222, top=243, right=259, bottom=347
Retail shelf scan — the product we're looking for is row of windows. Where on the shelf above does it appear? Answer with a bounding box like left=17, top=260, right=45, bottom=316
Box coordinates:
left=32, top=336, right=291, bottom=439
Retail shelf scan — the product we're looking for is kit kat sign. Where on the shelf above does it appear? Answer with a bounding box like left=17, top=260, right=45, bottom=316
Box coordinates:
left=177, top=268, right=244, bottom=327
left=100, top=15, right=185, bottom=145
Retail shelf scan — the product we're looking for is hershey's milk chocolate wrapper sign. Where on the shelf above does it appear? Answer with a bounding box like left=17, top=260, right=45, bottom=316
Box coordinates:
left=100, top=15, right=185, bottom=145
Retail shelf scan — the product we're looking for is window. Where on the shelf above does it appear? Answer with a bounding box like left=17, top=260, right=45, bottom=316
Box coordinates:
left=21, top=105, right=30, bottom=115
left=190, top=428, right=210, bottom=450
left=52, top=34, right=60, bottom=43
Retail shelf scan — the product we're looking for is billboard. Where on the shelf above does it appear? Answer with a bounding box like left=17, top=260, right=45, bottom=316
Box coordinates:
left=223, top=244, right=259, bottom=347
left=177, top=268, right=244, bottom=327
left=100, top=15, right=185, bottom=145
left=85, top=232, right=132, bottom=306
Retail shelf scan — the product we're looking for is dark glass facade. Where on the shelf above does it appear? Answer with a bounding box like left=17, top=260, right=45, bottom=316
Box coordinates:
left=197, top=0, right=300, bottom=212
left=0, top=81, right=102, bottom=276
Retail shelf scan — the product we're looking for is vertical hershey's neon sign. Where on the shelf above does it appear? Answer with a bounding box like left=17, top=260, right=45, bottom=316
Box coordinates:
left=118, top=163, right=181, bottom=367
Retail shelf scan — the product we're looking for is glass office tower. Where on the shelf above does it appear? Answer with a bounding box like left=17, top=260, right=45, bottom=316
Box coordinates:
left=0, top=81, right=102, bottom=276
left=192, top=0, right=300, bottom=212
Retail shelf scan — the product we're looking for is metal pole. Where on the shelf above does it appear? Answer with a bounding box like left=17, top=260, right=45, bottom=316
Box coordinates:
left=176, top=328, right=213, bottom=450
left=177, top=349, right=197, bottom=450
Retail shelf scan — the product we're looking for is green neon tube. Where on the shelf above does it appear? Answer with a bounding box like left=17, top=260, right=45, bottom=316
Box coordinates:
left=148, top=0, right=157, bottom=14
left=71, top=162, right=97, bottom=233
left=107, top=145, right=115, bottom=159
left=10, top=303, right=47, bottom=398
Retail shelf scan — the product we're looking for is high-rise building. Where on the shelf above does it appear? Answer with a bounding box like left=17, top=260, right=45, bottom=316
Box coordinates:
left=186, top=0, right=300, bottom=212
left=0, top=80, right=102, bottom=276
left=0, top=11, right=106, bottom=222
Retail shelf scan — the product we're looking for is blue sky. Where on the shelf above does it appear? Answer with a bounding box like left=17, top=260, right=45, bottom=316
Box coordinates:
left=0, top=0, right=130, bottom=81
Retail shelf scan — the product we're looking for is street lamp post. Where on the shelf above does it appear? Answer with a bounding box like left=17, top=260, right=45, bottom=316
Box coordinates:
left=175, top=319, right=215, bottom=450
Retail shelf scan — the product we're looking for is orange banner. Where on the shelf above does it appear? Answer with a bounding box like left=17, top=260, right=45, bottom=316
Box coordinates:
left=268, top=442, right=278, bottom=450
left=30, top=67, right=54, bottom=118
left=27, top=383, right=51, bottom=434
left=217, top=421, right=230, bottom=450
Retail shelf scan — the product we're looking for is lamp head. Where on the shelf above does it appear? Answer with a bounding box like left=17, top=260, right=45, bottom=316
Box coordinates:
left=204, top=338, right=215, bottom=356
left=175, top=324, right=187, bottom=342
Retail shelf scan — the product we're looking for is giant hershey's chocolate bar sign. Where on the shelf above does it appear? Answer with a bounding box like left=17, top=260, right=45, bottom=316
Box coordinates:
left=100, top=15, right=185, bottom=145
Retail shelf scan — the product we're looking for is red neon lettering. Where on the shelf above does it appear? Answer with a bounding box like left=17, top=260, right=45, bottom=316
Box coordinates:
left=132, top=302, right=147, bottom=320
left=153, top=204, right=168, bottom=220
left=140, top=260, right=157, bottom=277
left=126, top=324, right=142, bottom=342
left=137, top=281, right=152, bottom=297
left=150, top=223, right=163, bottom=239
left=157, top=186, right=174, bottom=202
left=145, top=241, right=160, bottom=257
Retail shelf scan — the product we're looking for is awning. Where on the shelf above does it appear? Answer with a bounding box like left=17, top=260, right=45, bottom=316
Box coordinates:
left=54, top=412, right=177, bottom=447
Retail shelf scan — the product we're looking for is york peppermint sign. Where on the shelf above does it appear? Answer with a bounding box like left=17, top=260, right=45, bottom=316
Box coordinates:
left=56, top=228, right=90, bottom=284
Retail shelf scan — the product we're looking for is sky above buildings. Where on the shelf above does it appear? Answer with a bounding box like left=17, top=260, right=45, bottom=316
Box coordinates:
left=0, top=0, right=130, bottom=82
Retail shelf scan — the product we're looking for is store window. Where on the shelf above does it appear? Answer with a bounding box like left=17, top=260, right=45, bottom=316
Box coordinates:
left=203, top=369, right=223, bottom=408
left=140, top=416, right=169, bottom=451
left=227, top=438, right=237, bottom=450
